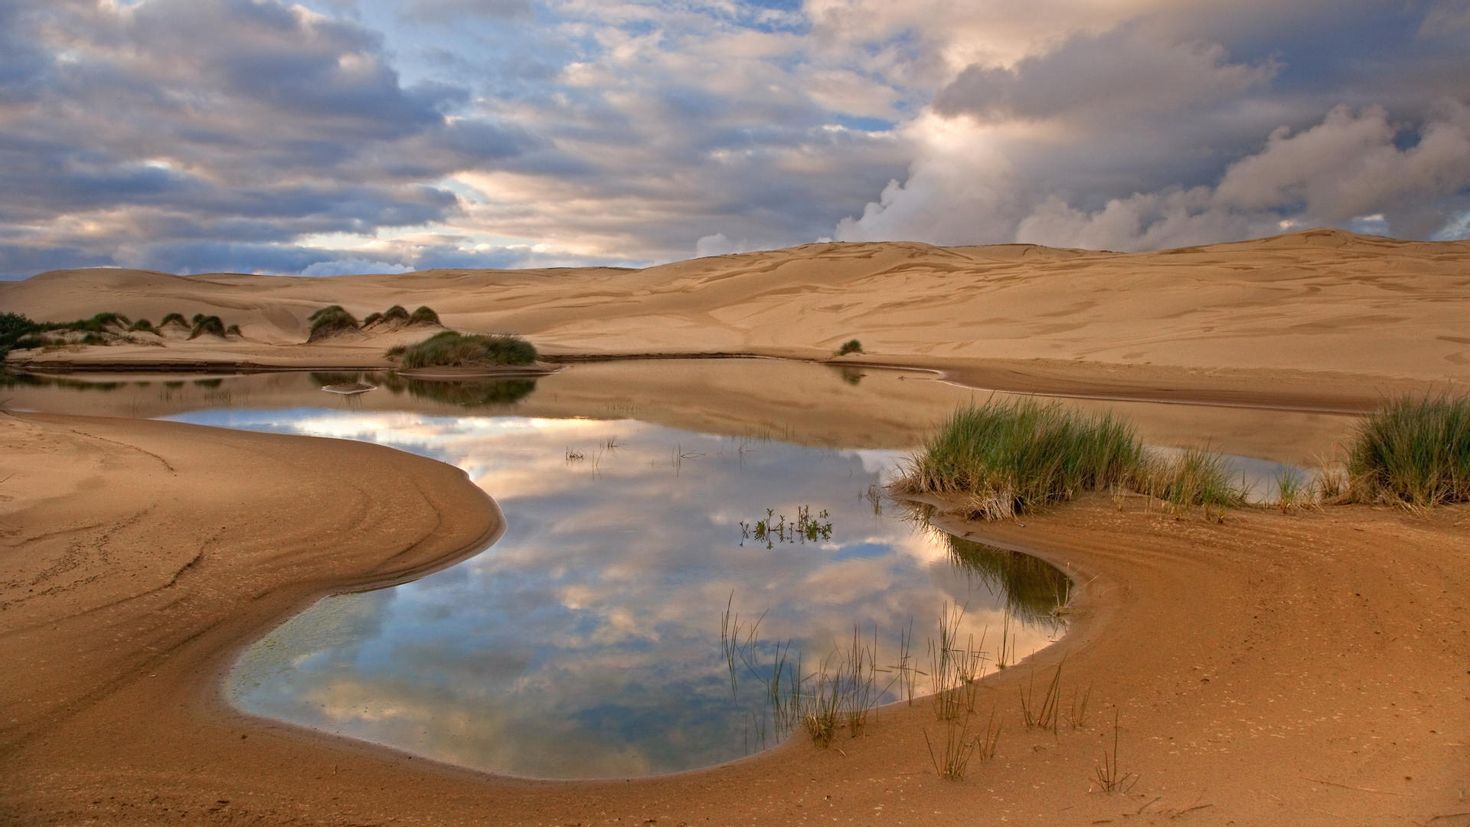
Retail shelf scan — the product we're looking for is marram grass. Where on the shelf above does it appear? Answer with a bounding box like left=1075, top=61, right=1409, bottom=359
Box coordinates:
left=893, top=399, right=1144, bottom=519
left=1348, top=395, right=1470, bottom=508
left=389, top=330, right=537, bottom=369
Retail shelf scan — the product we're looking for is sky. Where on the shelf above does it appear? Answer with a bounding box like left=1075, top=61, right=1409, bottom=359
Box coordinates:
left=1, top=0, right=1468, bottom=278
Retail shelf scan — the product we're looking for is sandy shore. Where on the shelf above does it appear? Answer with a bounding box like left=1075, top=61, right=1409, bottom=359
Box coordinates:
left=3, top=408, right=1467, bottom=825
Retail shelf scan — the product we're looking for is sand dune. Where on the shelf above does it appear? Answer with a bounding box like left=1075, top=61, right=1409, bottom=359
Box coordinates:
left=4, top=229, right=1468, bottom=390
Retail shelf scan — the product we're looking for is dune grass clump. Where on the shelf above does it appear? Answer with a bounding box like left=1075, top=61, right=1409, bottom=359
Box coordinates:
left=159, top=312, right=188, bottom=329
left=1, top=312, right=43, bottom=358
left=408, top=305, right=441, bottom=326
left=837, top=338, right=863, bottom=356
left=225, top=323, right=242, bottom=337
left=383, top=304, right=411, bottom=323
left=1348, top=395, right=1470, bottom=508
left=1141, top=448, right=1247, bottom=509
left=189, top=315, right=226, bottom=339
left=307, top=305, right=360, bottom=342
left=128, top=319, right=157, bottom=334
left=362, top=312, right=383, bottom=326
left=72, top=312, right=130, bottom=333
left=894, top=399, right=1143, bottom=519
left=390, top=330, right=537, bottom=369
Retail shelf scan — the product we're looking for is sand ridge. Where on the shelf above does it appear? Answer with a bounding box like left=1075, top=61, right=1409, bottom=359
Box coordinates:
left=4, top=229, right=1470, bottom=390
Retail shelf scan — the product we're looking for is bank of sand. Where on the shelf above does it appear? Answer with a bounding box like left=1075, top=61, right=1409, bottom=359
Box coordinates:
left=2, top=409, right=1467, bottom=825
left=4, top=228, right=1470, bottom=409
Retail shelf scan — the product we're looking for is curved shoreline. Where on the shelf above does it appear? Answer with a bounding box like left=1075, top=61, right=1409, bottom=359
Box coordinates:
left=4, top=406, right=1468, bottom=824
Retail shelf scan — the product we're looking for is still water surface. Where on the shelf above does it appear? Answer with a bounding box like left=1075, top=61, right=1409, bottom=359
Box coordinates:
left=185, top=406, right=1067, bottom=779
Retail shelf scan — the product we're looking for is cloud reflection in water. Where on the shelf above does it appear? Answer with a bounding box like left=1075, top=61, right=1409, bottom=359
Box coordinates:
left=211, top=410, right=1067, bottom=779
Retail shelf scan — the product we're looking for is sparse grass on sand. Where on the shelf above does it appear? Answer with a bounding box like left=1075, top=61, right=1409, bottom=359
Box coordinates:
left=893, top=399, right=1143, bottom=519
left=1348, top=394, right=1470, bottom=508
left=388, top=331, right=537, bottom=369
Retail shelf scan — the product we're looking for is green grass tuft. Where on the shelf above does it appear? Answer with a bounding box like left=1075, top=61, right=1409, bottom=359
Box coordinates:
left=189, top=315, right=226, bottom=339
left=159, top=312, right=188, bottom=328
left=307, top=306, right=360, bottom=342
left=362, top=312, right=383, bottom=326
left=225, top=323, right=242, bottom=337
left=389, top=330, right=537, bottom=369
left=1141, top=448, right=1247, bottom=509
left=129, top=319, right=157, bottom=334
left=1348, top=395, right=1470, bottom=508
left=894, top=399, right=1143, bottom=519
left=383, top=304, right=410, bottom=323
left=408, top=305, right=441, bottom=326
left=837, top=338, right=863, bottom=356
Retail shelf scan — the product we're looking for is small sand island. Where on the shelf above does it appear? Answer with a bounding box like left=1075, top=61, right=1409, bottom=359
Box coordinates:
left=3, top=3, right=1470, bottom=824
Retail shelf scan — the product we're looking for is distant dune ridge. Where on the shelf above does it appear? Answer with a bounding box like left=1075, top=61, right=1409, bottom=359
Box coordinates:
left=2, top=228, right=1468, bottom=383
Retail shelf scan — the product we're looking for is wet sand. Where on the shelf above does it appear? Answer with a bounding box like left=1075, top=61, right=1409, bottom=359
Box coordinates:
left=2, top=406, right=1467, bottom=825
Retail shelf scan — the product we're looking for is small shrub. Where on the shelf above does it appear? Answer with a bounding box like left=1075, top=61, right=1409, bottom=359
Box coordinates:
left=189, top=315, right=226, bottom=339
left=837, top=338, right=863, bottom=356
left=1, top=312, right=42, bottom=358
left=1348, top=395, right=1470, bottom=507
left=408, top=305, right=441, bottom=326
left=307, top=306, right=360, bottom=342
left=390, top=331, right=537, bottom=369
left=383, top=305, right=410, bottom=323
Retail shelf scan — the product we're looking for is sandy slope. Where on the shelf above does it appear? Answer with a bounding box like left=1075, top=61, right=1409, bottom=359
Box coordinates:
left=4, top=229, right=1469, bottom=395
left=2, top=411, right=1466, bottom=825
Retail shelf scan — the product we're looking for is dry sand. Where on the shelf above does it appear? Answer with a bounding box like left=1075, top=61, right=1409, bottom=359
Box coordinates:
left=4, top=228, right=1469, bottom=407
left=3, top=229, right=1469, bottom=824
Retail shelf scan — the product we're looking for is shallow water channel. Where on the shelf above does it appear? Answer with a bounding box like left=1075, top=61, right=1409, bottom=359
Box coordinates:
left=5, top=359, right=1352, bottom=779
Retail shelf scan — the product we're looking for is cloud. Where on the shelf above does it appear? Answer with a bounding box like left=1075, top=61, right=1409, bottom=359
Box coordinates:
left=932, top=24, right=1276, bottom=123
left=838, top=5, right=1470, bottom=250
left=405, top=0, right=534, bottom=23
left=0, top=0, right=532, bottom=277
left=2, top=1, right=1468, bottom=277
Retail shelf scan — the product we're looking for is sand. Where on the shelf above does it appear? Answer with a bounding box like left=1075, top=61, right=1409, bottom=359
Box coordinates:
left=3, top=228, right=1469, bottom=823
left=2, top=409, right=1467, bottom=824
left=3, top=228, right=1469, bottom=407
